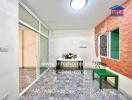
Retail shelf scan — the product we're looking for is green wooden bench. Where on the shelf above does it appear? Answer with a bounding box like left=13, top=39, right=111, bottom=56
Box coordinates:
left=93, top=69, right=119, bottom=89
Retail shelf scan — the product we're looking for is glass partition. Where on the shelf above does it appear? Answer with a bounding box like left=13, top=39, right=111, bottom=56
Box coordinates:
left=19, top=24, right=37, bottom=93
left=41, top=24, right=49, bottom=36
left=19, top=5, right=39, bottom=30
left=40, top=35, right=48, bottom=74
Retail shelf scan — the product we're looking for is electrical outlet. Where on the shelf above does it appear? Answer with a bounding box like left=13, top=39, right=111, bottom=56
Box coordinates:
left=0, top=47, right=8, bottom=52
left=79, top=46, right=87, bottom=48
left=0, top=94, right=9, bottom=100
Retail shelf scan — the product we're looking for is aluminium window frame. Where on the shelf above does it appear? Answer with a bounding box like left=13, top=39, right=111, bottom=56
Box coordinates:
left=98, top=28, right=120, bottom=61
left=98, top=31, right=110, bottom=58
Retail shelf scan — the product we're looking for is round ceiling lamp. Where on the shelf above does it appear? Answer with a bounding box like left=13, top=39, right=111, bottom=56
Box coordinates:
left=71, top=0, right=87, bottom=10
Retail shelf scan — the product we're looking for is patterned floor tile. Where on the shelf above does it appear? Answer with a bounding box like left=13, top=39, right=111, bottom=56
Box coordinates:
left=19, top=69, right=130, bottom=100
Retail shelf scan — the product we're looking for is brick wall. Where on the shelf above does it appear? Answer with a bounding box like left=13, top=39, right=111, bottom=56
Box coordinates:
left=95, top=0, right=132, bottom=79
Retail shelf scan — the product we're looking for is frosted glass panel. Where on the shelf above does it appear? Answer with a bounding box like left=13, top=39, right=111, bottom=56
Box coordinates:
left=19, top=5, right=39, bottom=30
left=41, top=24, right=49, bottom=36
left=40, top=36, right=48, bottom=74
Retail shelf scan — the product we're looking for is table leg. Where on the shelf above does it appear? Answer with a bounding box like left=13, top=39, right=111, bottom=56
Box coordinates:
left=78, top=61, right=80, bottom=69
left=80, top=61, right=83, bottom=70
left=56, top=61, right=61, bottom=72
left=100, top=76, right=103, bottom=89
left=78, top=61, right=83, bottom=69
left=115, top=76, right=119, bottom=89
left=80, top=61, right=83, bottom=74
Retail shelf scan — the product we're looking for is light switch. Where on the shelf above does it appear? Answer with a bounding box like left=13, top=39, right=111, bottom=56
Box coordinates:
left=0, top=94, right=8, bottom=100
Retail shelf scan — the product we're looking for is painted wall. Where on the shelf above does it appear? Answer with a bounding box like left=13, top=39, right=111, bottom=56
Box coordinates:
left=95, top=0, right=132, bottom=97
left=49, top=29, right=97, bottom=68
left=106, top=67, right=132, bottom=97
left=0, top=0, right=19, bottom=100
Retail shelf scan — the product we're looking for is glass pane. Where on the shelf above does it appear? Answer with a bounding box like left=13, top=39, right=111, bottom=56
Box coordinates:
left=100, top=35, right=107, bottom=56
left=41, top=24, right=49, bottom=36
left=19, top=5, right=39, bottom=30
left=40, top=35, right=48, bottom=74
left=19, top=24, right=37, bottom=93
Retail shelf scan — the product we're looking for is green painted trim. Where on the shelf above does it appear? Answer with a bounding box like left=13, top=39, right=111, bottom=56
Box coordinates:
left=110, top=29, right=119, bottom=60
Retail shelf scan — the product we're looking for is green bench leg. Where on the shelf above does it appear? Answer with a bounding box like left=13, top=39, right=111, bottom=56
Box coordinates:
left=93, top=70, right=94, bottom=80
left=100, top=76, right=103, bottom=89
left=115, top=76, right=119, bottom=89
left=104, top=76, right=107, bottom=81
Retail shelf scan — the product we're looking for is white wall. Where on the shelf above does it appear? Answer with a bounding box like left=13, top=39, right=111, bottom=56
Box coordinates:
left=105, top=67, right=132, bottom=98
left=49, top=29, right=97, bottom=68
left=0, top=0, right=18, bottom=100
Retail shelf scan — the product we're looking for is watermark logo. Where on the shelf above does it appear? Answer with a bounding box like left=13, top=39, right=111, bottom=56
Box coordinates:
left=110, top=5, right=125, bottom=16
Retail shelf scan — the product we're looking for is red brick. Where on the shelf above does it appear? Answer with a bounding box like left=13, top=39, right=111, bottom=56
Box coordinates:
left=95, top=0, right=132, bottom=79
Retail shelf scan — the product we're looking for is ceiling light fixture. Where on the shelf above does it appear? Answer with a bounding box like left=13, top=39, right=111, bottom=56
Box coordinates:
left=71, top=0, right=87, bottom=10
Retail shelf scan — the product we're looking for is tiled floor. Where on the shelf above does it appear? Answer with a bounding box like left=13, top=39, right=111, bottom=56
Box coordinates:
left=20, top=68, right=129, bottom=100
left=19, top=68, right=36, bottom=93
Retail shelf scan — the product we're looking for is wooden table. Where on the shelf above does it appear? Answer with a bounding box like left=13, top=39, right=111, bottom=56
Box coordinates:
left=93, top=69, right=119, bottom=89
left=56, top=58, right=83, bottom=72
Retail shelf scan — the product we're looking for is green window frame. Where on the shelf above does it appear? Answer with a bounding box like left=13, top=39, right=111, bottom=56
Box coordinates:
left=99, top=28, right=119, bottom=60
left=110, top=28, right=119, bottom=60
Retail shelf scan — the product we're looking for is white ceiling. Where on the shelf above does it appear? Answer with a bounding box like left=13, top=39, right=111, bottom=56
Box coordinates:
left=21, top=0, right=126, bottom=30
